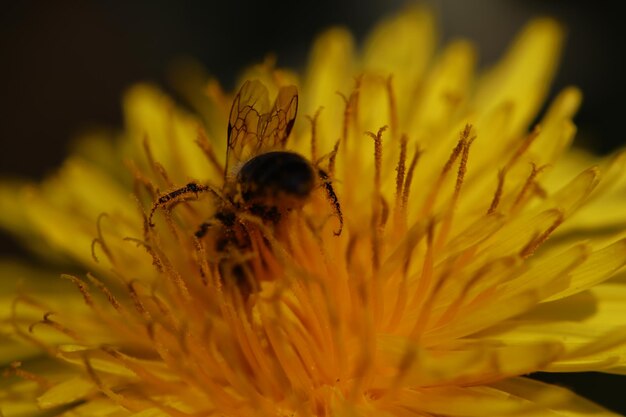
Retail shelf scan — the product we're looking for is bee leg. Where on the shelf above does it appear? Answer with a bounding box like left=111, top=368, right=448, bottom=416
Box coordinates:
left=195, top=220, right=215, bottom=238
left=218, top=261, right=256, bottom=300
left=149, top=182, right=221, bottom=227
left=249, top=204, right=281, bottom=224
left=318, top=169, right=343, bottom=236
left=195, top=210, right=233, bottom=238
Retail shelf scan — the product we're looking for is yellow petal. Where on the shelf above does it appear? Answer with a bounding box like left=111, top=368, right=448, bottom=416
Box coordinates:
left=59, top=399, right=127, bottom=417
left=0, top=181, right=34, bottom=244
left=123, top=84, right=211, bottom=183
left=424, top=286, right=539, bottom=344
left=128, top=409, right=172, bottom=417
left=302, top=27, right=355, bottom=152
left=14, top=158, right=141, bottom=270
left=473, top=18, right=564, bottom=136
left=492, top=377, right=620, bottom=417
left=545, top=238, right=626, bottom=301
left=37, top=377, right=94, bottom=409
left=166, top=58, right=231, bottom=150
left=476, top=277, right=626, bottom=372
left=554, top=150, right=626, bottom=241
left=532, top=87, right=582, bottom=165
left=406, top=40, right=475, bottom=139
left=376, top=335, right=562, bottom=387
left=363, top=6, right=435, bottom=122
left=385, top=382, right=569, bottom=416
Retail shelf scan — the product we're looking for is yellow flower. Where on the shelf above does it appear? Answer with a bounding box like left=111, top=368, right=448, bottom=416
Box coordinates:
left=2, top=6, right=626, bottom=417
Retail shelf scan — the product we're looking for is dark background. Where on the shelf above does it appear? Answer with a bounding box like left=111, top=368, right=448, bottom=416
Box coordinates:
left=1, top=0, right=625, bottom=413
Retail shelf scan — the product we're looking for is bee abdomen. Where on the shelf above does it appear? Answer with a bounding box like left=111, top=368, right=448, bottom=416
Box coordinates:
left=237, top=151, right=314, bottom=204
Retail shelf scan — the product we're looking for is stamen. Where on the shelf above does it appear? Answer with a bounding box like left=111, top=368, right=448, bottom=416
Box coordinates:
left=394, top=134, right=408, bottom=212
left=61, top=274, right=93, bottom=307
left=386, top=222, right=426, bottom=331
left=345, top=233, right=359, bottom=271
left=125, top=159, right=157, bottom=201
left=29, top=312, right=82, bottom=342
left=337, top=91, right=349, bottom=144
left=386, top=75, right=399, bottom=140
left=420, top=125, right=471, bottom=218
left=154, top=162, right=174, bottom=188
left=401, top=145, right=423, bottom=212
left=337, top=76, right=362, bottom=152
left=435, top=256, right=517, bottom=326
left=507, top=125, right=542, bottom=168
left=370, top=205, right=381, bottom=273
left=8, top=296, right=56, bottom=356
left=159, top=252, right=192, bottom=302
left=379, top=195, right=390, bottom=231
left=488, top=126, right=541, bottom=214
left=3, top=362, right=51, bottom=388
left=142, top=134, right=157, bottom=175
left=87, top=273, right=122, bottom=311
left=306, top=107, right=324, bottom=162
left=193, top=237, right=210, bottom=285
left=453, top=132, right=474, bottom=205
left=91, top=213, right=115, bottom=265
left=487, top=169, right=506, bottom=214
left=409, top=218, right=436, bottom=339
left=366, top=126, right=388, bottom=272
left=206, top=78, right=229, bottom=110
left=328, top=139, right=340, bottom=178
left=366, top=125, right=388, bottom=197
left=519, top=210, right=564, bottom=258
left=196, top=127, right=225, bottom=178
left=413, top=254, right=459, bottom=339
left=442, top=132, right=467, bottom=175
left=100, top=346, right=179, bottom=390
left=124, top=237, right=164, bottom=272
left=389, top=346, right=418, bottom=393
left=252, top=229, right=283, bottom=279
left=127, top=280, right=151, bottom=320
left=350, top=75, right=363, bottom=138
left=263, top=317, right=313, bottom=393
left=82, top=355, right=142, bottom=411
left=512, top=162, right=548, bottom=212
left=149, top=288, right=174, bottom=318
left=435, top=129, right=475, bottom=251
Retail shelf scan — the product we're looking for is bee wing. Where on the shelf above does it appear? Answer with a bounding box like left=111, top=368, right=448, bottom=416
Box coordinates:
left=226, top=80, right=271, bottom=177
left=225, top=80, right=298, bottom=179
left=257, top=84, right=298, bottom=149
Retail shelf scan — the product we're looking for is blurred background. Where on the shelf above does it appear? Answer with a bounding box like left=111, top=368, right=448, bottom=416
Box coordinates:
left=1, top=0, right=625, bottom=413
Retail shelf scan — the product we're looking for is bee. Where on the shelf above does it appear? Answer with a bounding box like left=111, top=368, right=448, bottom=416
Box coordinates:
left=149, top=80, right=342, bottom=295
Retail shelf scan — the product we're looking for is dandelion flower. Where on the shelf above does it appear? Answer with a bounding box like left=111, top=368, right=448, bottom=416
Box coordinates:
left=2, top=6, right=626, bottom=417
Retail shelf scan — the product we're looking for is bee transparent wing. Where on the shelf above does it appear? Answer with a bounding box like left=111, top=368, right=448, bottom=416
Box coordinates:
left=226, top=80, right=271, bottom=177
left=225, top=80, right=298, bottom=179
left=257, top=85, right=298, bottom=149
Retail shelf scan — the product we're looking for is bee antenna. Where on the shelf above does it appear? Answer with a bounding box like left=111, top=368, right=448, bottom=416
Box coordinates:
left=318, top=169, right=343, bottom=236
